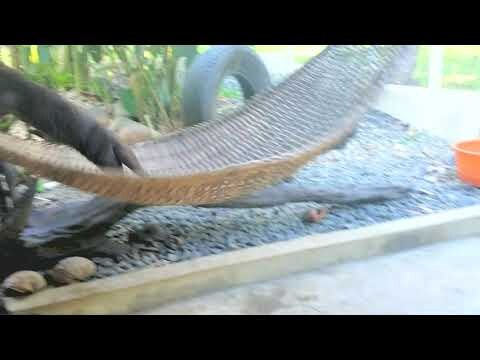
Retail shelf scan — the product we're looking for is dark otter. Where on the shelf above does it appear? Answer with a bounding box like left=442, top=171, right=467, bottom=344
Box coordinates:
left=0, top=63, right=142, bottom=172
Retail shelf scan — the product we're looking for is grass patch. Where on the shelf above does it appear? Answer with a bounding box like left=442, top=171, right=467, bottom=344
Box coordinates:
left=218, top=87, right=243, bottom=100
left=414, top=46, right=480, bottom=90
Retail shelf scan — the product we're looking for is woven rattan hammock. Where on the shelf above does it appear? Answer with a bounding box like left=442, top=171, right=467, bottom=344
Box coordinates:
left=0, top=45, right=415, bottom=205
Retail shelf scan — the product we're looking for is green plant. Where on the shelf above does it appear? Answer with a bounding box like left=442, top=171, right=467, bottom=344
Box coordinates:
left=413, top=46, right=480, bottom=90
left=108, top=45, right=198, bottom=130
left=218, top=86, right=243, bottom=100
left=0, top=45, right=201, bottom=132
left=2, top=45, right=76, bottom=90
left=0, top=115, right=15, bottom=133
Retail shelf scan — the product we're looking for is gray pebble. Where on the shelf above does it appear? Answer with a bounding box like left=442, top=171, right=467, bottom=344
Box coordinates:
left=32, top=109, right=480, bottom=280
left=167, top=254, right=179, bottom=262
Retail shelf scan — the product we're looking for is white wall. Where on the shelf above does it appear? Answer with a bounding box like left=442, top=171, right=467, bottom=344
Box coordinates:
left=374, top=85, right=480, bottom=144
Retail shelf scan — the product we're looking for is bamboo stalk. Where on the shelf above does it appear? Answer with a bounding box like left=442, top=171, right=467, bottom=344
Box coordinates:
left=72, top=46, right=89, bottom=92
left=10, top=46, right=20, bottom=69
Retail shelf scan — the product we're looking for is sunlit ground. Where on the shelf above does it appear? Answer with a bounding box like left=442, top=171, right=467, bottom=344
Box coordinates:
left=204, top=45, right=480, bottom=91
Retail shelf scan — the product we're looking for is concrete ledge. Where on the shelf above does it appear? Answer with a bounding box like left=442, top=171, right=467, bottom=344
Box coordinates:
left=6, top=204, right=480, bottom=315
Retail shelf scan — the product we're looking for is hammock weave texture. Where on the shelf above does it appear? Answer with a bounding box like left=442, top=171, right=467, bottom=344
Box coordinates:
left=0, top=45, right=415, bottom=205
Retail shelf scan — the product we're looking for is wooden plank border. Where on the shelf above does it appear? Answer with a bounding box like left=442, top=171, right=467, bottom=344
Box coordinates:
left=6, top=204, right=480, bottom=315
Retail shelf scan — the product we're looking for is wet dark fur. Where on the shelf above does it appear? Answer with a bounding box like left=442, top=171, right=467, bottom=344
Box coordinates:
left=0, top=63, right=142, bottom=172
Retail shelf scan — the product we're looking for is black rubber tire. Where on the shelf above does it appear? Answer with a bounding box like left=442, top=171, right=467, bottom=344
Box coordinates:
left=385, top=45, right=419, bottom=85
left=181, top=45, right=271, bottom=127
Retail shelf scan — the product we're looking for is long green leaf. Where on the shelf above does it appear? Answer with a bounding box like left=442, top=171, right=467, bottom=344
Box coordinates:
left=119, top=88, right=137, bottom=117
left=148, top=45, right=166, bottom=57
left=86, top=45, right=103, bottom=63
left=113, top=45, right=128, bottom=63
left=157, top=79, right=171, bottom=106
left=19, top=46, right=30, bottom=68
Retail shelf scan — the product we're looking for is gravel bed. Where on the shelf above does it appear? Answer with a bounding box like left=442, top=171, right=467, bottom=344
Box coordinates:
left=28, top=109, right=480, bottom=280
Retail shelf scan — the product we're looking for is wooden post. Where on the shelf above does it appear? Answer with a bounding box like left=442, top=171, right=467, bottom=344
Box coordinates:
left=428, top=45, right=444, bottom=89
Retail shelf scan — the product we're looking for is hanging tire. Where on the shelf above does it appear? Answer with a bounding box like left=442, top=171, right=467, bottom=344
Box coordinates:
left=385, top=45, right=419, bottom=85
left=181, top=45, right=271, bottom=127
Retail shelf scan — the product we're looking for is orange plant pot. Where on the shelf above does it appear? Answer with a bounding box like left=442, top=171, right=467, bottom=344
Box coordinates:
left=453, top=139, right=480, bottom=187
